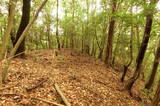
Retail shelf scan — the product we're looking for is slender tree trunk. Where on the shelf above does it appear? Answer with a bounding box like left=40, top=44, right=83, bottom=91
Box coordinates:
left=112, top=22, right=123, bottom=65
left=151, top=80, right=160, bottom=106
left=125, top=0, right=157, bottom=93
left=47, top=24, right=52, bottom=49
left=82, top=35, right=84, bottom=53
left=11, top=17, right=16, bottom=45
left=121, top=26, right=133, bottom=82
left=121, top=7, right=134, bottom=82
left=0, top=0, right=16, bottom=61
left=11, top=0, right=48, bottom=56
left=64, top=5, right=68, bottom=49
left=94, top=27, right=102, bottom=56
left=98, top=27, right=107, bottom=60
left=13, top=0, right=31, bottom=57
left=91, top=25, right=97, bottom=57
left=83, top=0, right=90, bottom=54
left=91, top=38, right=95, bottom=56
left=0, top=0, right=48, bottom=83
left=70, top=0, right=75, bottom=49
left=145, top=38, right=160, bottom=89
left=136, top=25, right=140, bottom=50
left=56, top=0, right=61, bottom=50
left=39, top=29, right=45, bottom=49
left=105, top=0, right=117, bottom=66
left=65, top=36, right=68, bottom=48
left=81, top=24, right=84, bottom=53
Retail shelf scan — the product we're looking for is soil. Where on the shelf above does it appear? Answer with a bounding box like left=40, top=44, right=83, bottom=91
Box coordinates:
left=0, top=49, right=150, bottom=106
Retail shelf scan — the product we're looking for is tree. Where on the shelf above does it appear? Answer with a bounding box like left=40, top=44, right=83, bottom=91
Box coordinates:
left=83, top=0, right=90, bottom=54
left=151, top=79, right=160, bottom=106
left=0, top=0, right=48, bottom=83
left=145, top=37, right=160, bottom=89
left=56, top=0, right=61, bottom=50
left=0, top=0, right=16, bottom=61
left=105, top=0, right=117, bottom=66
left=70, top=0, right=75, bottom=49
left=121, top=5, right=134, bottom=82
left=125, top=0, right=157, bottom=93
left=13, top=0, right=31, bottom=57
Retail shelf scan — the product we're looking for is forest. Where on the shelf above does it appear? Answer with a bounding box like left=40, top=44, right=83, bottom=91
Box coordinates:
left=0, top=0, right=160, bottom=105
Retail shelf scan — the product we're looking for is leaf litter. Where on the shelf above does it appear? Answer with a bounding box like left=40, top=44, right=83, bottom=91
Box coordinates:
left=0, top=49, right=149, bottom=106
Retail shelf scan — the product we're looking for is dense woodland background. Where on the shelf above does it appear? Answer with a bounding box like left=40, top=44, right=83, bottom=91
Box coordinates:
left=0, top=0, right=160, bottom=105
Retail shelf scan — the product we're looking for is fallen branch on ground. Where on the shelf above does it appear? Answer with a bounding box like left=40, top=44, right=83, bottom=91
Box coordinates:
left=32, top=97, right=65, bottom=106
left=54, top=83, right=71, bottom=106
left=26, top=78, right=47, bottom=92
left=94, top=79, right=108, bottom=86
left=0, top=93, right=64, bottom=106
left=0, top=83, right=19, bottom=91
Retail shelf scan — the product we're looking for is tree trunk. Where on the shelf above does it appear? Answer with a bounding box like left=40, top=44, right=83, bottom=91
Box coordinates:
left=91, top=37, right=95, bottom=56
left=112, top=22, right=123, bottom=65
left=13, top=0, right=31, bottom=57
left=121, top=7, right=134, bottom=82
left=125, top=0, right=157, bottom=93
left=56, top=0, right=61, bottom=50
left=98, top=27, right=107, bottom=60
left=94, top=27, right=102, bottom=57
left=84, top=0, right=90, bottom=54
left=47, top=24, right=52, bottom=49
left=81, top=24, right=84, bottom=53
left=136, top=25, right=140, bottom=50
left=0, top=0, right=16, bottom=61
left=151, top=80, right=160, bottom=106
left=70, top=0, right=75, bottom=49
left=0, top=0, right=48, bottom=83
left=105, top=0, right=117, bottom=66
left=145, top=38, right=160, bottom=89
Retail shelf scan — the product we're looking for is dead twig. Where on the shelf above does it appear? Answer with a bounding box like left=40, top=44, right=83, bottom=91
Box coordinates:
left=7, top=51, right=26, bottom=59
left=94, top=79, right=108, bottom=86
left=0, top=93, right=65, bottom=106
left=0, top=93, right=19, bottom=97
left=54, top=83, right=71, bottom=106
left=26, top=78, right=47, bottom=92
left=0, top=83, right=19, bottom=91
left=32, top=97, right=65, bottom=106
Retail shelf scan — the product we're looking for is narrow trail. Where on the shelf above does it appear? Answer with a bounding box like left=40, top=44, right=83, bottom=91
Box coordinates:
left=0, top=49, right=143, bottom=106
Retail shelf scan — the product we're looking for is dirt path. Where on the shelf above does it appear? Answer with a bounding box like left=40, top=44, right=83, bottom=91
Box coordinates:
left=0, top=49, right=142, bottom=106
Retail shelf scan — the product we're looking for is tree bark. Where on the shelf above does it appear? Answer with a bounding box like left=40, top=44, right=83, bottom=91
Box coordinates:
left=56, top=0, right=61, bottom=50
left=151, top=80, right=160, bottom=106
left=0, top=0, right=48, bottom=83
left=47, top=24, right=52, bottom=49
left=112, top=22, right=123, bottom=65
left=0, top=0, right=16, bottom=61
left=125, top=0, right=157, bottom=93
left=136, top=25, right=140, bottom=50
left=105, top=0, right=117, bottom=66
left=70, top=0, right=75, bottom=49
left=83, top=0, right=90, bottom=54
left=121, top=7, right=134, bottom=82
left=145, top=38, right=160, bottom=89
left=13, top=0, right=31, bottom=57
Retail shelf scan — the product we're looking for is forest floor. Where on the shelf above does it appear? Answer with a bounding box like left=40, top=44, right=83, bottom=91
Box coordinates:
left=0, top=49, right=150, bottom=106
